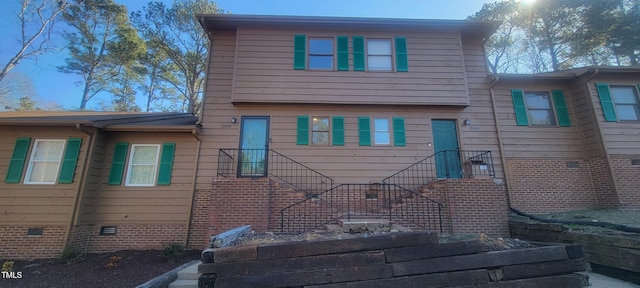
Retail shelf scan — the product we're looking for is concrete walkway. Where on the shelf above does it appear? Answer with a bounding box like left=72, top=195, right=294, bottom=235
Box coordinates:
left=584, top=272, right=640, bottom=288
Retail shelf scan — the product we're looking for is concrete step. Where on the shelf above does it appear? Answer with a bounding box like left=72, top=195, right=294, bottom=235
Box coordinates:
left=168, top=261, right=201, bottom=288
left=168, top=279, right=197, bottom=288
left=176, top=260, right=201, bottom=280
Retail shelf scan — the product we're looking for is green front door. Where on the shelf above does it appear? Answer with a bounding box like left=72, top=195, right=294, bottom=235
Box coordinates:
left=238, top=116, right=270, bottom=177
left=432, top=119, right=462, bottom=178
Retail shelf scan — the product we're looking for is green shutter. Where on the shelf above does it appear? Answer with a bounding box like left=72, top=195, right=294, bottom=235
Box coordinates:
left=358, top=117, right=371, bottom=146
left=352, top=36, right=365, bottom=71
left=596, top=83, right=617, bottom=122
left=511, top=89, right=529, bottom=126
left=395, top=37, right=408, bottom=72
left=108, top=142, right=128, bottom=185
left=337, top=36, right=349, bottom=71
left=392, top=117, right=406, bottom=146
left=157, top=142, right=175, bottom=185
left=294, top=34, right=306, bottom=70
left=296, top=116, right=309, bottom=145
left=332, top=116, right=345, bottom=146
left=552, top=90, right=571, bottom=127
left=5, top=137, right=31, bottom=183
left=58, top=138, right=82, bottom=184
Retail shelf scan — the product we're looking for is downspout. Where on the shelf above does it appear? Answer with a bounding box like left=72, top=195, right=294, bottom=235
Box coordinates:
left=184, top=127, right=201, bottom=246
left=489, top=77, right=512, bottom=207
left=63, top=124, right=95, bottom=248
left=585, top=69, right=621, bottom=207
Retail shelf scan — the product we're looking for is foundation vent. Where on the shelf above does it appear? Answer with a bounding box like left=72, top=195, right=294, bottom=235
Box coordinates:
left=566, top=162, right=579, bottom=169
left=100, top=226, right=117, bottom=235
left=632, top=159, right=640, bottom=166
left=27, top=227, right=43, bottom=236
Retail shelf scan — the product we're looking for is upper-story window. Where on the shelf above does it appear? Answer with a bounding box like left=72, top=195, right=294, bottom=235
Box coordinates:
left=367, top=39, right=392, bottom=71
left=611, top=85, right=640, bottom=121
left=525, top=91, right=557, bottom=126
left=24, top=139, right=66, bottom=184
left=308, top=38, right=334, bottom=70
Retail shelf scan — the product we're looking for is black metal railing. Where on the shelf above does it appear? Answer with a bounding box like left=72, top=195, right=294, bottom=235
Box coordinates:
left=383, top=150, right=495, bottom=192
left=279, top=183, right=443, bottom=233
left=217, top=149, right=334, bottom=194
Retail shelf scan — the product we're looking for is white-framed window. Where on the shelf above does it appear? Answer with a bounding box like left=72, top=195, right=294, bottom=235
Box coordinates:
left=525, top=91, right=557, bottom=126
left=312, top=116, right=330, bottom=145
left=374, top=118, right=390, bottom=145
left=367, top=39, right=392, bottom=71
left=611, top=85, right=640, bottom=121
left=308, top=38, right=334, bottom=70
left=125, top=144, right=160, bottom=186
left=24, top=139, right=66, bottom=184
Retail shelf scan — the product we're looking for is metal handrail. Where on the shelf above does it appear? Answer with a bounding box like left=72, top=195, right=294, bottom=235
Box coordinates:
left=279, top=183, right=443, bottom=233
left=216, top=148, right=334, bottom=195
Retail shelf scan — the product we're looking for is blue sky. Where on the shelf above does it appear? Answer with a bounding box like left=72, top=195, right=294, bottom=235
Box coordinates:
left=0, top=0, right=494, bottom=110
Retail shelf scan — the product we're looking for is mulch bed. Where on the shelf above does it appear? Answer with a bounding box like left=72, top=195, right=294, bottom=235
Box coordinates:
left=1, top=250, right=200, bottom=288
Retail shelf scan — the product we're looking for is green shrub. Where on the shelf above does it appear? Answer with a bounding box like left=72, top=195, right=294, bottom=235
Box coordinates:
left=162, top=242, right=185, bottom=263
left=59, top=245, right=82, bottom=264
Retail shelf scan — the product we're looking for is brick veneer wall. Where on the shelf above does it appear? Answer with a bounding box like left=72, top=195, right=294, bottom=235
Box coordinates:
left=421, top=179, right=509, bottom=236
left=589, top=157, right=619, bottom=208
left=187, top=189, right=213, bottom=249
left=77, top=224, right=186, bottom=253
left=506, top=159, right=600, bottom=213
left=0, top=226, right=66, bottom=259
left=610, top=155, right=640, bottom=208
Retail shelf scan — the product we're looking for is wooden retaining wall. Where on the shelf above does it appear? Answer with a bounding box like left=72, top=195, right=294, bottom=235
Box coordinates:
left=198, top=231, right=588, bottom=287
left=510, top=219, right=640, bottom=284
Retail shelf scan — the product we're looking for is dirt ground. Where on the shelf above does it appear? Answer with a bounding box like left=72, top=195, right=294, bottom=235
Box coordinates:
left=0, top=250, right=200, bottom=288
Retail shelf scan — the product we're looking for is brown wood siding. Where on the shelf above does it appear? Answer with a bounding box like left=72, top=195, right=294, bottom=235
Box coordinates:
left=493, top=83, right=585, bottom=159
left=570, top=74, right=605, bottom=158
left=76, top=130, right=107, bottom=225
left=585, top=75, right=640, bottom=155
left=197, top=31, right=503, bottom=186
left=231, top=27, right=470, bottom=105
left=94, top=132, right=196, bottom=224
left=0, top=126, right=89, bottom=225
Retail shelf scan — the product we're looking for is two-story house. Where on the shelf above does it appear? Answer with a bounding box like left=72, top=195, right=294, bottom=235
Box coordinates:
left=2, top=14, right=639, bottom=260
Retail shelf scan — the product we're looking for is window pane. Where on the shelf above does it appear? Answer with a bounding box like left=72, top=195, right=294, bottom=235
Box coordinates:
left=33, top=141, right=64, bottom=161
left=368, top=56, right=392, bottom=71
left=367, top=39, right=391, bottom=55
left=312, top=117, right=329, bottom=131
left=375, top=132, right=390, bottom=145
left=309, top=39, right=333, bottom=54
left=616, top=105, right=639, bottom=120
left=129, top=166, right=155, bottom=185
left=611, top=86, right=638, bottom=104
left=528, top=110, right=555, bottom=125
left=309, top=55, right=333, bottom=69
left=525, top=92, right=552, bottom=109
left=374, top=119, right=390, bottom=144
left=132, top=146, right=159, bottom=165
left=312, top=132, right=329, bottom=145
left=28, top=162, right=59, bottom=183
left=127, top=145, right=159, bottom=186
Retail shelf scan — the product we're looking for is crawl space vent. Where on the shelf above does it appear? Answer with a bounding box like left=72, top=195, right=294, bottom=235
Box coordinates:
left=100, top=226, right=117, bottom=235
left=27, top=227, right=43, bottom=236
left=631, top=159, right=640, bottom=166
left=566, top=162, right=579, bottom=169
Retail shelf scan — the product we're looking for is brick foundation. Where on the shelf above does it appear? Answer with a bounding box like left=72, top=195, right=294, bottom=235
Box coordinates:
left=589, top=157, right=619, bottom=209
left=421, top=179, right=510, bottom=236
left=0, top=226, right=67, bottom=259
left=506, top=159, right=600, bottom=213
left=610, top=155, right=640, bottom=208
left=187, top=189, right=213, bottom=249
left=78, top=224, right=187, bottom=253
left=201, top=177, right=509, bottom=240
